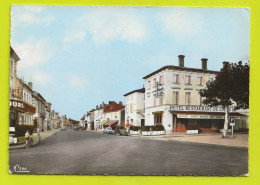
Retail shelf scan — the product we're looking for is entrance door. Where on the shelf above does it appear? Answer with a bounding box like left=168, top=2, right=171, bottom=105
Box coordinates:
left=34, top=119, right=37, bottom=132
left=154, top=114, right=162, bottom=125
left=141, top=119, right=145, bottom=127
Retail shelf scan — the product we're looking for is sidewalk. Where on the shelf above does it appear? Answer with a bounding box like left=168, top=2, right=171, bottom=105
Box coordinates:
left=9, top=128, right=61, bottom=150
left=152, top=133, right=248, bottom=148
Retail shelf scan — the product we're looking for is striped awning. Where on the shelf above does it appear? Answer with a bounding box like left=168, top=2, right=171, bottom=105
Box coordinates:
left=107, top=120, right=118, bottom=127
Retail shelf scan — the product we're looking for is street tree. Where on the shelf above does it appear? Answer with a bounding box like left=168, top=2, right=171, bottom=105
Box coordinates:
left=199, top=61, right=249, bottom=138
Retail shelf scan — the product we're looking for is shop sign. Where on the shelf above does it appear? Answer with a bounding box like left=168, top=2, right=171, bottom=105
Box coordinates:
left=10, top=100, right=24, bottom=108
left=169, top=105, right=235, bottom=113
left=177, top=114, right=225, bottom=119
left=10, top=99, right=36, bottom=114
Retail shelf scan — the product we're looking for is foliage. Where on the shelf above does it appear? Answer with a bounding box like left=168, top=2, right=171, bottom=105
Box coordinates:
left=141, top=125, right=165, bottom=131
left=200, top=61, right=249, bottom=109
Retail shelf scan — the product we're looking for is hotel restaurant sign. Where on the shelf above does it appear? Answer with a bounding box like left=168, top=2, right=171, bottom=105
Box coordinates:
left=10, top=99, right=36, bottom=114
left=169, top=105, right=235, bottom=119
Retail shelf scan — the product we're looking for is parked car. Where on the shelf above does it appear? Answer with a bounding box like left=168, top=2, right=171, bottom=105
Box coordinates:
left=61, top=126, right=67, bottom=131
left=103, top=127, right=114, bottom=134
left=115, top=126, right=129, bottom=136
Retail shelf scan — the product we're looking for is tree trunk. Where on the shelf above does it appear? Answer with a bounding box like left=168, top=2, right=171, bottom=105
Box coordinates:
left=222, top=105, right=229, bottom=138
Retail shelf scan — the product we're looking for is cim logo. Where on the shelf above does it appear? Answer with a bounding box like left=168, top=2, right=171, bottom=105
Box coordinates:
left=13, top=164, right=30, bottom=173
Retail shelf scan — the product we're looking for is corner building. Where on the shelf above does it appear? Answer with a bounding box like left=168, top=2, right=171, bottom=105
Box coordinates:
left=143, top=55, right=245, bottom=134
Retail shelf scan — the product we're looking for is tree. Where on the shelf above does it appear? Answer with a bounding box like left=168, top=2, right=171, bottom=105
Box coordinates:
left=199, top=61, right=249, bottom=138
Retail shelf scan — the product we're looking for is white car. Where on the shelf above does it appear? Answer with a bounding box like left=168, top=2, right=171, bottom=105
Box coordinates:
left=103, top=127, right=114, bottom=134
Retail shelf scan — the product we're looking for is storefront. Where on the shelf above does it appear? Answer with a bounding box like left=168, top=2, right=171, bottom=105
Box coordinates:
left=9, top=99, right=36, bottom=126
left=9, top=99, right=36, bottom=143
left=169, top=105, right=247, bottom=133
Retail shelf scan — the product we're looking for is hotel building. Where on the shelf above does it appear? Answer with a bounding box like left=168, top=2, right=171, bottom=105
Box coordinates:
left=143, top=55, right=246, bottom=134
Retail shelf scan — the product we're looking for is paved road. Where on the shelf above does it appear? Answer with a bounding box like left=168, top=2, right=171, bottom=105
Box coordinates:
left=9, top=129, right=248, bottom=176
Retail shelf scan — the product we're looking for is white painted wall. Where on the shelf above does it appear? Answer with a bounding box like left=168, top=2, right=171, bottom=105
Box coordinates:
left=144, top=68, right=216, bottom=132
left=125, top=92, right=145, bottom=126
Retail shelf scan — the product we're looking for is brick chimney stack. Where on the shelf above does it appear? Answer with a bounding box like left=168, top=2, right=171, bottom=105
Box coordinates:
left=178, top=55, right=185, bottom=67
left=201, top=58, right=208, bottom=70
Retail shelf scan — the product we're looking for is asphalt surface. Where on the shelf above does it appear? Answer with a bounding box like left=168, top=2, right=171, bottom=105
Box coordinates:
left=9, top=128, right=248, bottom=176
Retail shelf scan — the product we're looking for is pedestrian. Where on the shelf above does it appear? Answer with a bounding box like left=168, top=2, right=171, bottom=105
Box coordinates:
left=25, top=130, right=31, bottom=148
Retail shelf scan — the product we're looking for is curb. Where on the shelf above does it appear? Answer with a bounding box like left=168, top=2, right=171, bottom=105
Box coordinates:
left=9, top=130, right=61, bottom=151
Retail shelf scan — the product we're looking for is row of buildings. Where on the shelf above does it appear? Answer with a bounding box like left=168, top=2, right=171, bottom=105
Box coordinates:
left=82, top=55, right=248, bottom=135
left=9, top=47, right=74, bottom=141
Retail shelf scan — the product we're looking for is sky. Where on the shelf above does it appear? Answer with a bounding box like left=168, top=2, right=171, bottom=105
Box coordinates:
left=10, top=6, right=250, bottom=120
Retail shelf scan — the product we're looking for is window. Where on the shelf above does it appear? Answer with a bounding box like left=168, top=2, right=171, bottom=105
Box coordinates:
left=127, top=119, right=129, bottom=123
left=154, top=114, right=162, bottom=125
left=185, top=75, right=191, bottom=85
left=24, top=93, right=26, bottom=101
left=130, top=104, right=134, bottom=113
left=173, top=91, right=179, bottom=105
left=153, top=78, right=157, bottom=88
left=159, top=75, right=164, bottom=85
left=197, top=76, right=202, bottom=85
left=185, top=92, right=191, bottom=105
left=10, top=76, right=14, bottom=89
left=173, top=74, right=180, bottom=84
left=148, top=81, right=151, bottom=89
left=153, top=94, right=157, bottom=106
left=10, top=59, right=14, bottom=75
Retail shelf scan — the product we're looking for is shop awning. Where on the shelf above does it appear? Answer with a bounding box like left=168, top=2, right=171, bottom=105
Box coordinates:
left=152, top=111, right=164, bottom=115
left=169, top=110, right=246, bottom=119
left=101, top=120, right=109, bottom=125
left=107, top=120, right=118, bottom=127
left=10, top=99, right=36, bottom=114
left=121, top=123, right=132, bottom=126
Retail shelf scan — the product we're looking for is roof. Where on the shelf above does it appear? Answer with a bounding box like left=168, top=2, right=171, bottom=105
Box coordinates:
left=143, top=65, right=219, bottom=79
left=10, top=47, right=20, bottom=61
left=123, top=88, right=145, bottom=96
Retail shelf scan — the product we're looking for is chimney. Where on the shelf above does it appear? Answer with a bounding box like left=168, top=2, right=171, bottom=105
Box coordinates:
left=28, top=82, right=33, bottom=90
left=201, top=58, right=208, bottom=70
left=223, top=61, right=230, bottom=68
left=119, top=101, right=122, bottom=105
left=178, top=55, right=185, bottom=67
left=96, top=105, right=98, bottom=109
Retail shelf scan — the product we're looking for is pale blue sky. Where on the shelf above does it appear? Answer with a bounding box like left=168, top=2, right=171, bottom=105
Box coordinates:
left=11, top=6, right=250, bottom=120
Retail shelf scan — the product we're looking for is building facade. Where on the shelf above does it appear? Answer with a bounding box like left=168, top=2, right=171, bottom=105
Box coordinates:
left=124, top=88, right=145, bottom=127
left=143, top=55, right=246, bottom=134
left=32, top=91, right=46, bottom=132
left=9, top=47, right=36, bottom=128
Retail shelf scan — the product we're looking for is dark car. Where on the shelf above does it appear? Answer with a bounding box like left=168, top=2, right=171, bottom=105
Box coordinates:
left=115, top=126, right=129, bottom=136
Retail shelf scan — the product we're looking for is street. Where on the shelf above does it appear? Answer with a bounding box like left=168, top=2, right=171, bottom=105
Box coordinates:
left=9, top=129, right=248, bottom=176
